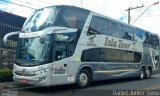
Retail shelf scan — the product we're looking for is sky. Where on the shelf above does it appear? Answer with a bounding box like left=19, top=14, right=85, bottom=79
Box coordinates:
left=0, top=0, right=160, bottom=35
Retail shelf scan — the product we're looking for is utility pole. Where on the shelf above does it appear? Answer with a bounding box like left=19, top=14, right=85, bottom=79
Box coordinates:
left=131, top=2, right=159, bottom=25
left=125, top=5, right=144, bottom=24
left=81, top=0, right=83, bottom=8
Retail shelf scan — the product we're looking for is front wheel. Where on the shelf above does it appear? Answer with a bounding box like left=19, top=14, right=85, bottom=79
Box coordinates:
left=75, top=69, right=91, bottom=88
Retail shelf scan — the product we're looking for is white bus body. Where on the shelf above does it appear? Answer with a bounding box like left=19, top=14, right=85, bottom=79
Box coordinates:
left=4, top=5, right=160, bottom=88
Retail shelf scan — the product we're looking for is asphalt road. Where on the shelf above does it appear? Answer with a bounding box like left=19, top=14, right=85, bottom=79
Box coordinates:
left=3, top=73, right=160, bottom=96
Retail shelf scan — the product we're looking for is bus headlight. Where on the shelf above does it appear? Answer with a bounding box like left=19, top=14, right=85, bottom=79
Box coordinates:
left=35, top=70, right=46, bottom=75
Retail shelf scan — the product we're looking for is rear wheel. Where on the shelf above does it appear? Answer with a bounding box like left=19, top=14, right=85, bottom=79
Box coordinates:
left=75, top=69, right=91, bottom=88
left=145, top=68, right=151, bottom=79
left=138, top=69, right=145, bottom=80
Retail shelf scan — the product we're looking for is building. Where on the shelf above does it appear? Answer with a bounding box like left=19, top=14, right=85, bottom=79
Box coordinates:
left=0, top=10, right=26, bottom=67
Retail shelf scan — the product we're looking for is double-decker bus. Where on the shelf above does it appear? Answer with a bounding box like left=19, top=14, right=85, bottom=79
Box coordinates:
left=4, top=5, right=160, bottom=88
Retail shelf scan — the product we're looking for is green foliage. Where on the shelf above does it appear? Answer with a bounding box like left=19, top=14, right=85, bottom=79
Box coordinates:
left=0, top=67, right=13, bottom=82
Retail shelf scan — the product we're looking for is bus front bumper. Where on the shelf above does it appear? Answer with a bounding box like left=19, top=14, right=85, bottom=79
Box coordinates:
left=13, top=72, right=51, bottom=86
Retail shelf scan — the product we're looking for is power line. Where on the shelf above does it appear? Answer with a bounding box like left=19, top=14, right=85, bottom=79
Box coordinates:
left=132, top=15, right=160, bottom=17
left=143, top=15, right=160, bottom=17
left=38, top=0, right=54, bottom=5
left=0, top=0, right=36, bottom=9
left=131, top=2, right=159, bottom=25
left=125, top=4, right=144, bottom=25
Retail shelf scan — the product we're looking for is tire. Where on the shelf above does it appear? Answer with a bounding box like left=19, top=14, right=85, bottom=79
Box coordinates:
left=75, top=69, right=91, bottom=88
left=145, top=68, right=151, bottom=79
left=138, top=69, right=145, bottom=80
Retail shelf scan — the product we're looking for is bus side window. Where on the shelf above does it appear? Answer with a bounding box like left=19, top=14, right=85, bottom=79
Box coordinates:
left=144, top=32, right=151, bottom=44
left=81, top=48, right=101, bottom=62
left=151, top=34, right=159, bottom=49
left=56, top=7, right=89, bottom=31
left=134, top=29, right=145, bottom=42
left=87, top=16, right=107, bottom=35
left=108, top=21, right=121, bottom=38
left=122, top=26, right=133, bottom=40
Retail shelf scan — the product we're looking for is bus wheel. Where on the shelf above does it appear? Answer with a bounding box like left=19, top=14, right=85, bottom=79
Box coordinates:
left=139, top=69, right=145, bottom=80
left=76, top=69, right=90, bottom=88
left=145, top=68, right=151, bottom=79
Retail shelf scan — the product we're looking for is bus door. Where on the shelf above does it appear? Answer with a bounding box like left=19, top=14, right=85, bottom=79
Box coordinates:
left=51, top=41, right=69, bottom=85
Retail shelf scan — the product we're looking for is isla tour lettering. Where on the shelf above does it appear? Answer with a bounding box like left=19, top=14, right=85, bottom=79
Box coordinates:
left=118, top=40, right=130, bottom=49
left=104, top=37, right=117, bottom=47
left=104, top=37, right=130, bottom=49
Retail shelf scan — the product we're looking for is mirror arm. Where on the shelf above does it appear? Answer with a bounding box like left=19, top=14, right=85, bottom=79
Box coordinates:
left=3, top=31, right=20, bottom=45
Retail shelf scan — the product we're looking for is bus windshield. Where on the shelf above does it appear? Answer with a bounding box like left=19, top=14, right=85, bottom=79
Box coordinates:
left=22, top=6, right=89, bottom=32
left=15, top=35, right=51, bottom=66
left=23, top=7, right=58, bottom=32
left=15, top=31, right=77, bottom=66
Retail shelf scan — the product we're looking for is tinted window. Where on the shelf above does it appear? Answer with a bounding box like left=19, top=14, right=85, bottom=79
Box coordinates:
left=87, top=16, right=107, bottom=35
left=56, top=7, right=89, bottom=30
left=81, top=48, right=142, bottom=63
left=101, top=48, right=135, bottom=63
left=101, top=48, right=120, bottom=62
left=134, top=29, right=145, bottom=42
left=122, top=26, right=133, bottom=40
left=151, top=34, right=159, bottom=49
left=81, top=48, right=101, bottom=62
left=134, top=52, right=142, bottom=63
left=108, top=21, right=121, bottom=38
left=144, top=32, right=151, bottom=44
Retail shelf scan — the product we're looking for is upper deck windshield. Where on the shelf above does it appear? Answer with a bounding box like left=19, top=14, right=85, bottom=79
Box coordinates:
left=22, top=6, right=89, bottom=32
left=23, top=7, right=58, bottom=32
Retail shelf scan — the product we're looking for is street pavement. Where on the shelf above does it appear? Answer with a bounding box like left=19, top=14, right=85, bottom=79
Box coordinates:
left=1, top=74, right=160, bottom=96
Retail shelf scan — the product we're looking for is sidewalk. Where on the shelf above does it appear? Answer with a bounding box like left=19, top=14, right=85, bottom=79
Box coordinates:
left=0, top=82, right=14, bottom=89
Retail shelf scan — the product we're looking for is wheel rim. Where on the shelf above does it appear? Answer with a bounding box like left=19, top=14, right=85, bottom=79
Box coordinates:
left=146, top=69, right=150, bottom=78
left=79, top=73, right=88, bottom=86
left=140, top=70, right=144, bottom=79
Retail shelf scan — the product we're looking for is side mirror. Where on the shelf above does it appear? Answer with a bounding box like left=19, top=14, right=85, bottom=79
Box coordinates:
left=3, top=31, right=20, bottom=46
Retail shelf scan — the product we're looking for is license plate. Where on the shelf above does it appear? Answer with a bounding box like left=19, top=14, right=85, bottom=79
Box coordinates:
left=20, top=79, right=27, bottom=83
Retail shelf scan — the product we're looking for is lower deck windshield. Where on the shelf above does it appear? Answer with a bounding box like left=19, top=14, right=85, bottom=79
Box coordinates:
left=15, top=35, right=51, bottom=66
left=15, top=32, right=77, bottom=66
